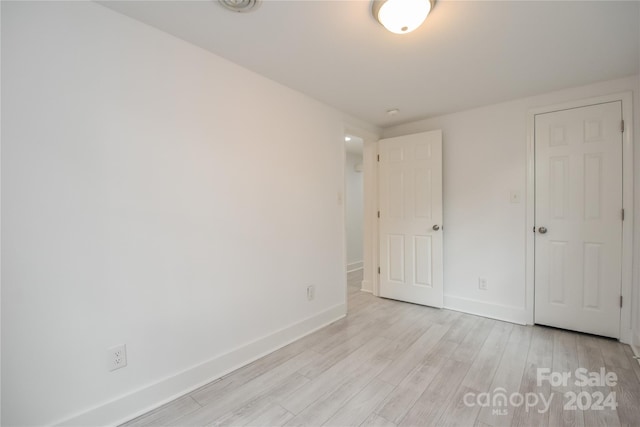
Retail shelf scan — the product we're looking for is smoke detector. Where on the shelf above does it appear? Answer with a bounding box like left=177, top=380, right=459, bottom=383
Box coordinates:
left=218, top=0, right=261, bottom=13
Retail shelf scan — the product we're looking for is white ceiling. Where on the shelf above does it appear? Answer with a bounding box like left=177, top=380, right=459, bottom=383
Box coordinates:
left=100, top=0, right=639, bottom=128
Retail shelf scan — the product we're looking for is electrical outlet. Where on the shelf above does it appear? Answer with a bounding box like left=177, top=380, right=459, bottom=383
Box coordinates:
left=509, top=190, right=521, bottom=204
left=108, top=344, right=127, bottom=372
left=479, top=277, right=488, bottom=290
left=307, top=285, right=315, bottom=301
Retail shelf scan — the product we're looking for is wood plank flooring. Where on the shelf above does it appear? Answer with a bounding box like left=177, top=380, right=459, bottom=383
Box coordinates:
left=122, top=270, right=640, bottom=427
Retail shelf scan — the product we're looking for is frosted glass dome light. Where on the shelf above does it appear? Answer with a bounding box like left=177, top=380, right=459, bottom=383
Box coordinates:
left=372, top=0, right=434, bottom=35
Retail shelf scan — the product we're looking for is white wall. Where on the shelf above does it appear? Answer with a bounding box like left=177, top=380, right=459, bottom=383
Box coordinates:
left=383, top=75, right=639, bottom=325
left=345, top=152, right=364, bottom=270
left=1, top=2, right=354, bottom=425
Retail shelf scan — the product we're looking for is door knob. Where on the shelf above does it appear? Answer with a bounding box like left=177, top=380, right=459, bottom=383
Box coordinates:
left=432, top=225, right=440, bottom=231
left=538, top=226, right=548, bottom=234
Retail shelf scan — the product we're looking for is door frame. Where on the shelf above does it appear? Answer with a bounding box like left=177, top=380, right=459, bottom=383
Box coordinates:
left=343, top=122, right=381, bottom=298
left=525, top=92, right=634, bottom=343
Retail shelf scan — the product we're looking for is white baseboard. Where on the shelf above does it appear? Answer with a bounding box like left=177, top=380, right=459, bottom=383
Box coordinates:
left=444, top=295, right=527, bottom=325
left=347, top=261, right=363, bottom=273
left=360, top=280, right=373, bottom=293
left=632, top=331, right=640, bottom=364
left=631, top=336, right=640, bottom=369
left=56, top=303, right=347, bottom=427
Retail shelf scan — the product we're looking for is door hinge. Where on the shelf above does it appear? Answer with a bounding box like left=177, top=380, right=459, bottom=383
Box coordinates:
left=622, top=208, right=625, bottom=221
left=620, top=295, right=623, bottom=308
left=621, top=120, right=625, bottom=133
left=377, top=154, right=380, bottom=162
left=377, top=211, right=380, bottom=218
left=378, top=267, right=380, bottom=274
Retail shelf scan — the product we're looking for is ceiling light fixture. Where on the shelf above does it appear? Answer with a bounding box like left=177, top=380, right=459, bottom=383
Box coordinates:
left=218, top=0, right=261, bottom=13
left=345, top=136, right=352, bottom=142
left=372, top=0, right=435, bottom=35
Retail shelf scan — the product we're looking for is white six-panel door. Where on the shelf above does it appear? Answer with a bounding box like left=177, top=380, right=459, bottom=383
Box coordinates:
left=534, top=101, right=623, bottom=338
left=378, top=130, right=443, bottom=307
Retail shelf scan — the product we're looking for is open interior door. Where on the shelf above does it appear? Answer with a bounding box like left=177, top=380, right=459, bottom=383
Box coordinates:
left=378, top=130, right=443, bottom=307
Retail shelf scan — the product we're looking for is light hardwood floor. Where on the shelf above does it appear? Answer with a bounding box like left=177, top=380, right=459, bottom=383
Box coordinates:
left=123, top=270, right=640, bottom=427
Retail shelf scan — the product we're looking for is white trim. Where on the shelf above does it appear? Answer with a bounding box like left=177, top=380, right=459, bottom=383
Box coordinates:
left=631, top=338, right=640, bottom=369
left=526, top=110, right=536, bottom=326
left=347, top=261, right=363, bottom=272
left=372, top=140, right=379, bottom=297
left=444, top=295, right=527, bottom=325
left=525, top=92, right=634, bottom=343
left=342, top=134, right=349, bottom=310
left=344, top=122, right=380, bottom=297
left=361, top=280, right=373, bottom=293
left=54, top=303, right=347, bottom=427
left=620, top=92, right=634, bottom=344
left=362, top=138, right=380, bottom=295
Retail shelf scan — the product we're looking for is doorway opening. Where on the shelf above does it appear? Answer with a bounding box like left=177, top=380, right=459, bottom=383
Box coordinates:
left=345, top=134, right=365, bottom=296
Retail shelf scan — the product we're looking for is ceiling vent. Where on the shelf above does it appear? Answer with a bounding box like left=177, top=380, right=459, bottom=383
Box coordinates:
left=218, top=0, right=261, bottom=13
